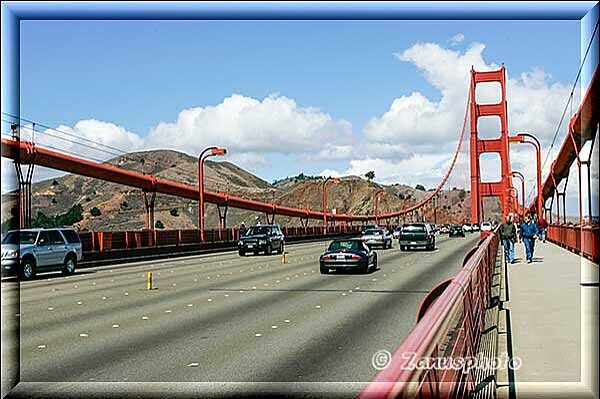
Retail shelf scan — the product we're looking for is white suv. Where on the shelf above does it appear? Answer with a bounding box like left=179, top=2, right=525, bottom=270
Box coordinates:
left=1, top=228, right=83, bottom=280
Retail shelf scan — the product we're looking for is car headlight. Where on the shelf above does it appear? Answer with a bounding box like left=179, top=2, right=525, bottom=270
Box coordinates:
left=2, top=250, right=19, bottom=259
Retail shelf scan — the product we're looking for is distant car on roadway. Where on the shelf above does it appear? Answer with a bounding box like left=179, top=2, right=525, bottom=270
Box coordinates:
left=360, top=224, right=379, bottom=235
left=398, top=223, right=435, bottom=251
left=392, top=226, right=403, bottom=239
left=319, top=238, right=377, bottom=274
left=449, top=224, right=466, bottom=237
left=462, top=223, right=473, bottom=233
left=472, top=223, right=480, bottom=232
left=439, top=224, right=451, bottom=234
left=481, top=222, right=493, bottom=232
left=360, top=228, right=393, bottom=249
left=237, top=224, right=285, bottom=256
left=1, top=228, right=83, bottom=280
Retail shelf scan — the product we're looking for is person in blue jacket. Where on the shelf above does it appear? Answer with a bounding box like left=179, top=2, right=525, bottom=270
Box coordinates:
left=519, top=213, right=540, bottom=263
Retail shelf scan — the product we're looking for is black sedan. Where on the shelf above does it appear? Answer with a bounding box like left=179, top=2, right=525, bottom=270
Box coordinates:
left=319, top=239, right=377, bottom=274
left=238, top=224, right=285, bottom=256
left=449, top=224, right=465, bottom=237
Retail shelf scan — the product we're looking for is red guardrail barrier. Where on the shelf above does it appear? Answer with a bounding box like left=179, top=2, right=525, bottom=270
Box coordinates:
left=359, top=229, right=499, bottom=399
left=76, top=223, right=399, bottom=253
left=547, top=224, right=599, bottom=264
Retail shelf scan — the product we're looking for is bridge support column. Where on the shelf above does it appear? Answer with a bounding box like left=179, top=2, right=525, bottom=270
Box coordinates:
left=469, top=66, right=513, bottom=223
left=12, top=124, right=35, bottom=229
left=143, top=190, right=156, bottom=230
left=217, top=205, right=228, bottom=230
left=265, top=213, right=275, bottom=225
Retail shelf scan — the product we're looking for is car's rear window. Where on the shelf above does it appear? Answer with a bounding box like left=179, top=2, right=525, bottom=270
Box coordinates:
left=328, top=241, right=362, bottom=251
left=402, top=225, right=426, bottom=232
left=60, top=229, right=81, bottom=244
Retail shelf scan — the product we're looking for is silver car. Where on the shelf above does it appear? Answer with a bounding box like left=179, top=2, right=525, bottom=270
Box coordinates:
left=360, top=228, right=393, bottom=249
left=1, top=228, right=83, bottom=280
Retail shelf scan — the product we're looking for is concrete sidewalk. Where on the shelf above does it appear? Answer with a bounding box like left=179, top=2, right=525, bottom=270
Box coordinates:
left=498, top=239, right=598, bottom=398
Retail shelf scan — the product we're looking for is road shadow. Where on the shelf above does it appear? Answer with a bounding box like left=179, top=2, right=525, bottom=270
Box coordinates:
left=1, top=270, right=97, bottom=283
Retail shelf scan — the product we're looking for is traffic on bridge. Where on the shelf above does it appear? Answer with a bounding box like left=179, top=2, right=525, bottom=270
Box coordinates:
left=1, top=3, right=598, bottom=399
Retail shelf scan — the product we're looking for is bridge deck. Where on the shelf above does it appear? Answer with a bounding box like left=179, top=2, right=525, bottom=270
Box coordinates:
left=498, top=240, right=598, bottom=398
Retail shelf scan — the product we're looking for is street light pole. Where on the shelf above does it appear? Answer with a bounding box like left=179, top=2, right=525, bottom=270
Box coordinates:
left=510, top=132, right=542, bottom=215
left=511, top=171, right=526, bottom=215
left=374, top=189, right=385, bottom=225
left=322, top=177, right=340, bottom=235
left=198, top=146, right=227, bottom=242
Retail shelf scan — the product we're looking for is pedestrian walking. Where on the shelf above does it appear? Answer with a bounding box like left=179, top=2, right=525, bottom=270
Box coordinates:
left=537, top=216, right=548, bottom=243
left=499, top=213, right=518, bottom=264
left=519, top=213, right=539, bottom=263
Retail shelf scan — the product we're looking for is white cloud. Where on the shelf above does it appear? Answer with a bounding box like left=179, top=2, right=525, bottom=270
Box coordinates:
left=450, top=33, right=465, bottom=46
left=146, top=93, right=354, bottom=161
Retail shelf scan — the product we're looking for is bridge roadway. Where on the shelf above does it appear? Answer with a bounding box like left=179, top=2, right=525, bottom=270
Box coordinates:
left=2, top=234, right=479, bottom=395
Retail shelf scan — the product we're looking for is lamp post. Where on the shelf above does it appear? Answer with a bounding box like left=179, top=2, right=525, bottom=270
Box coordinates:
left=511, top=171, right=526, bottom=215
left=508, top=187, right=519, bottom=218
left=374, top=189, right=385, bottom=225
left=198, top=146, right=227, bottom=242
left=510, top=132, right=542, bottom=215
left=322, top=177, right=340, bottom=235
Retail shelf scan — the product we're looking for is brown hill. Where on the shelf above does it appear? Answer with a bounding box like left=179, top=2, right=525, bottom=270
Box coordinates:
left=2, top=149, right=496, bottom=231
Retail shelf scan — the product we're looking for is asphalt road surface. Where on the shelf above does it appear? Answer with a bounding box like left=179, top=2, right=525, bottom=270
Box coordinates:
left=2, top=233, right=480, bottom=397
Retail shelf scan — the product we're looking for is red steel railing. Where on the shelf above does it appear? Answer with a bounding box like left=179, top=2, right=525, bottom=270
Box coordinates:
left=76, top=224, right=387, bottom=253
left=359, top=230, right=499, bottom=399
left=547, top=224, right=599, bottom=264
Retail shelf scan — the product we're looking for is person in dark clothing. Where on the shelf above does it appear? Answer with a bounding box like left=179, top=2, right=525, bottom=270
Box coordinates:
left=519, top=214, right=539, bottom=263
left=239, top=223, right=247, bottom=237
left=499, top=213, right=518, bottom=264
left=537, top=216, right=548, bottom=243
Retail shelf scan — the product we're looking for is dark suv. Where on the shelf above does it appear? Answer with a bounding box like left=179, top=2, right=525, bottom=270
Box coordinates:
left=237, top=224, right=285, bottom=256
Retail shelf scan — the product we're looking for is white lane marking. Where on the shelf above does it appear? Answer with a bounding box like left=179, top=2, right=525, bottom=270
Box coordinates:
left=79, top=333, right=88, bottom=337
left=188, top=362, right=199, bottom=367
left=315, top=305, right=322, bottom=309
left=187, top=304, right=194, bottom=307
left=165, top=310, right=172, bottom=313
left=224, top=294, right=229, bottom=298
left=271, top=325, right=278, bottom=329
left=47, top=307, right=54, bottom=311
left=255, top=333, right=262, bottom=337
left=141, top=316, right=149, bottom=320
left=207, top=299, right=213, bottom=302
left=342, top=293, right=347, bottom=296
left=77, top=301, right=83, bottom=305
left=124, top=292, right=129, bottom=296
left=172, top=283, right=177, bottom=286
left=102, top=296, right=107, bottom=300
left=284, top=319, right=291, bottom=323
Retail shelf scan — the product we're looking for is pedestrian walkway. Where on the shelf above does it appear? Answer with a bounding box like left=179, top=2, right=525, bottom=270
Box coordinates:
left=497, top=240, right=598, bottom=398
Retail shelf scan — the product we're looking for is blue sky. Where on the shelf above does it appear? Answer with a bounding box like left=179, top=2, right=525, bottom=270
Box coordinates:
left=20, top=20, right=578, bottom=136
left=9, top=18, right=592, bottom=217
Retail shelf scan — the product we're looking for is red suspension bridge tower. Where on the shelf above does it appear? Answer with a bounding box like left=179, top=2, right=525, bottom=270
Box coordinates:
left=469, top=65, right=514, bottom=223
